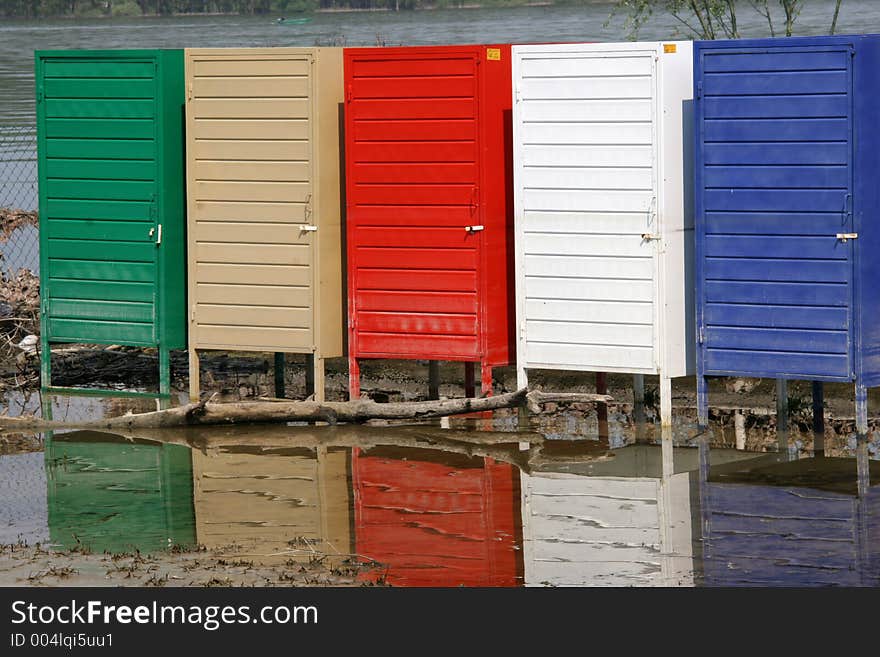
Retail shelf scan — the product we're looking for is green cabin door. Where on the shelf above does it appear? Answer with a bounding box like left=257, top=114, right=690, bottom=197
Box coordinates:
left=38, top=55, right=161, bottom=347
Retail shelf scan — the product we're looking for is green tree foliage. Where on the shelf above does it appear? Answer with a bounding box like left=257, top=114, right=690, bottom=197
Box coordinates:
left=610, top=0, right=845, bottom=40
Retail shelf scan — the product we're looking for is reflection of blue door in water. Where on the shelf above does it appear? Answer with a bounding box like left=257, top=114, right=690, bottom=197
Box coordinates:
left=45, top=431, right=196, bottom=553
left=702, top=456, right=880, bottom=586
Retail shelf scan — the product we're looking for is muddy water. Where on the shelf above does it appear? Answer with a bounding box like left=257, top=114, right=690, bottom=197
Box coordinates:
left=2, top=397, right=878, bottom=587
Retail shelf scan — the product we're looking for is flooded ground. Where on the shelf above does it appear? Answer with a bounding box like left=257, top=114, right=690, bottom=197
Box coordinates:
left=1, top=359, right=878, bottom=587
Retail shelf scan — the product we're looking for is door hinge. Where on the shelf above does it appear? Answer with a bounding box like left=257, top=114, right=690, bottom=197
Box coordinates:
left=191, top=308, right=196, bottom=322
left=36, top=87, right=44, bottom=104
left=696, top=81, right=702, bottom=99
left=514, top=83, right=521, bottom=104
left=346, top=84, right=352, bottom=103
left=187, top=82, right=193, bottom=102
left=698, top=325, right=705, bottom=344
left=520, top=321, right=526, bottom=340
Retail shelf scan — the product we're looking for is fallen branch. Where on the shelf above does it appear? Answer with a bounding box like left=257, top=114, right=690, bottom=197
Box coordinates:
left=525, top=390, right=612, bottom=414
left=0, top=389, right=612, bottom=431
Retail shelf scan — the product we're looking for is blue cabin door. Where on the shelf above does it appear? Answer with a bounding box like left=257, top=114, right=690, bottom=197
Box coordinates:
left=698, top=46, right=854, bottom=380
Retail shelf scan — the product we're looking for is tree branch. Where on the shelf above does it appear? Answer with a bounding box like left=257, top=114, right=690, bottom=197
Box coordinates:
left=830, top=0, right=843, bottom=35
left=0, top=389, right=614, bottom=431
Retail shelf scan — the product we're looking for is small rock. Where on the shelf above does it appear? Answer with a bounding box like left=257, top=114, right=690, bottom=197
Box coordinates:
left=724, top=377, right=761, bottom=394
left=16, top=334, right=38, bottom=354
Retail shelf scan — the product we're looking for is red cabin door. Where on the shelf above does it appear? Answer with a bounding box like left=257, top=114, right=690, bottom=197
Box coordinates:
left=346, top=51, right=483, bottom=360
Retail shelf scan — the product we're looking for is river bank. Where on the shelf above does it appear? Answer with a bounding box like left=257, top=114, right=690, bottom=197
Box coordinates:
left=0, top=541, right=374, bottom=587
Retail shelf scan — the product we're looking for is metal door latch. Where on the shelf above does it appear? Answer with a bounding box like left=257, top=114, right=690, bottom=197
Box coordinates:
left=641, top=233, right=661, bottom=241
left=150, top=225, right=162, bottom=245
left=836, top=232, right=858, bottom=242
left=465, top=225, right=485, bottom=233
left=300, top=225, right=318, bottom=232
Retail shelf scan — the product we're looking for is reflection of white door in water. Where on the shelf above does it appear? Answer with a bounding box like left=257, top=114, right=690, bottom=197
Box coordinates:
left=518, top=445, right=758, bottom=587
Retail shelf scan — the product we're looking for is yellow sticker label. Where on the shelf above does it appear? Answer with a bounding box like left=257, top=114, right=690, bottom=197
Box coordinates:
left=487, top=48, right=501, bottom=61
left=663, top=43, right=677, bottom=53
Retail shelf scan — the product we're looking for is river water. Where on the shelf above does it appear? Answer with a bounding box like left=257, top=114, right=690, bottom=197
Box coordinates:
left=1, top=417, right=878, bottom=587
left=1, top=1, right=880, bottom=125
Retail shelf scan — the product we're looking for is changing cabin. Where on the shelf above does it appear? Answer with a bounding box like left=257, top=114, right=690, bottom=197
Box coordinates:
left=511, top=42, right=695, bottom=426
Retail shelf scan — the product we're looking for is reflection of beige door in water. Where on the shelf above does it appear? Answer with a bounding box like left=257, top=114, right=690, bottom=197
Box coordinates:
left=191, top=446, right=352, bottom=565
left=185, top=48, right=344, bottom=401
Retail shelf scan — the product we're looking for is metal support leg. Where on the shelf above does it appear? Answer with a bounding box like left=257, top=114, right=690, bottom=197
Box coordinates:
left=311, top=354, right=325, bottom=403
left=481, top=362, right=493, bottom=397
left=40, top=330, right=51, bottom=390
left=517, top=364, right=528, bottom=391
left=734, top=411, right=746, bottom=451
left=697, top=375, right=709, bottom=430
left=274, top=352, right=285, bottom=399
left=305, top=353, right=315, bottom=398
left=775, top=378, right=789, bottom=454
left=812, top=381, right=825, bottom=457
left=697, top=432, right=711, bottom=562
left=633, top=374, right=645, bottom=419
left=596, top=372, right=608, bottom=438
left=659, top=375, right=673, bottom=429
left=658, top=421, right=677, bottom=585
left=159, top=344, right=170, bottom=399
left=661, top=424, right=674, bottom=480
left=776, top=378, right=788, bottom=434
left=188, top=348, right=200, bottom=403
left=855, top=382, right=868, bottom=439
left=428, top=361, right=440, bottom=400
left=856, top=435, right=870, bottom=585
left=464, top=362, right=476, bottom=398
left=348, top=356, right=360, bottom=400
left=515, top=366, right=530, bottom=430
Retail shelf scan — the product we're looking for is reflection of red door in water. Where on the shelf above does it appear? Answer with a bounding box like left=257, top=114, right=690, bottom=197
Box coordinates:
left=352, top=447, right=521, bottom=587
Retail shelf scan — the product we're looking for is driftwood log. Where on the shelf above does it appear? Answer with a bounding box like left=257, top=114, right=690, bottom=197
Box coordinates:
left=0, top=388, right=612, bottom=432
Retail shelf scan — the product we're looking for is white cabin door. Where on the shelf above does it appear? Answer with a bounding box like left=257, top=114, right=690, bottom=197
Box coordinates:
left=516, top=48, right=659, bottom=373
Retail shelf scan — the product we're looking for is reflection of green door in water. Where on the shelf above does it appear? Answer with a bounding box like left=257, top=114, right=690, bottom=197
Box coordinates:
left=45, top=432, right=196, bottom=553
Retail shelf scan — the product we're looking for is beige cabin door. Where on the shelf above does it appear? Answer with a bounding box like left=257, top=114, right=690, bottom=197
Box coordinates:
left=186, top=51, right=315, bottom=352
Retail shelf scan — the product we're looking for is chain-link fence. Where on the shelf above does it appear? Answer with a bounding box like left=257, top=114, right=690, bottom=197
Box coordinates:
left=0, top=125, right=40, bottom=347
left=0, top=124, right=39, bottom=277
